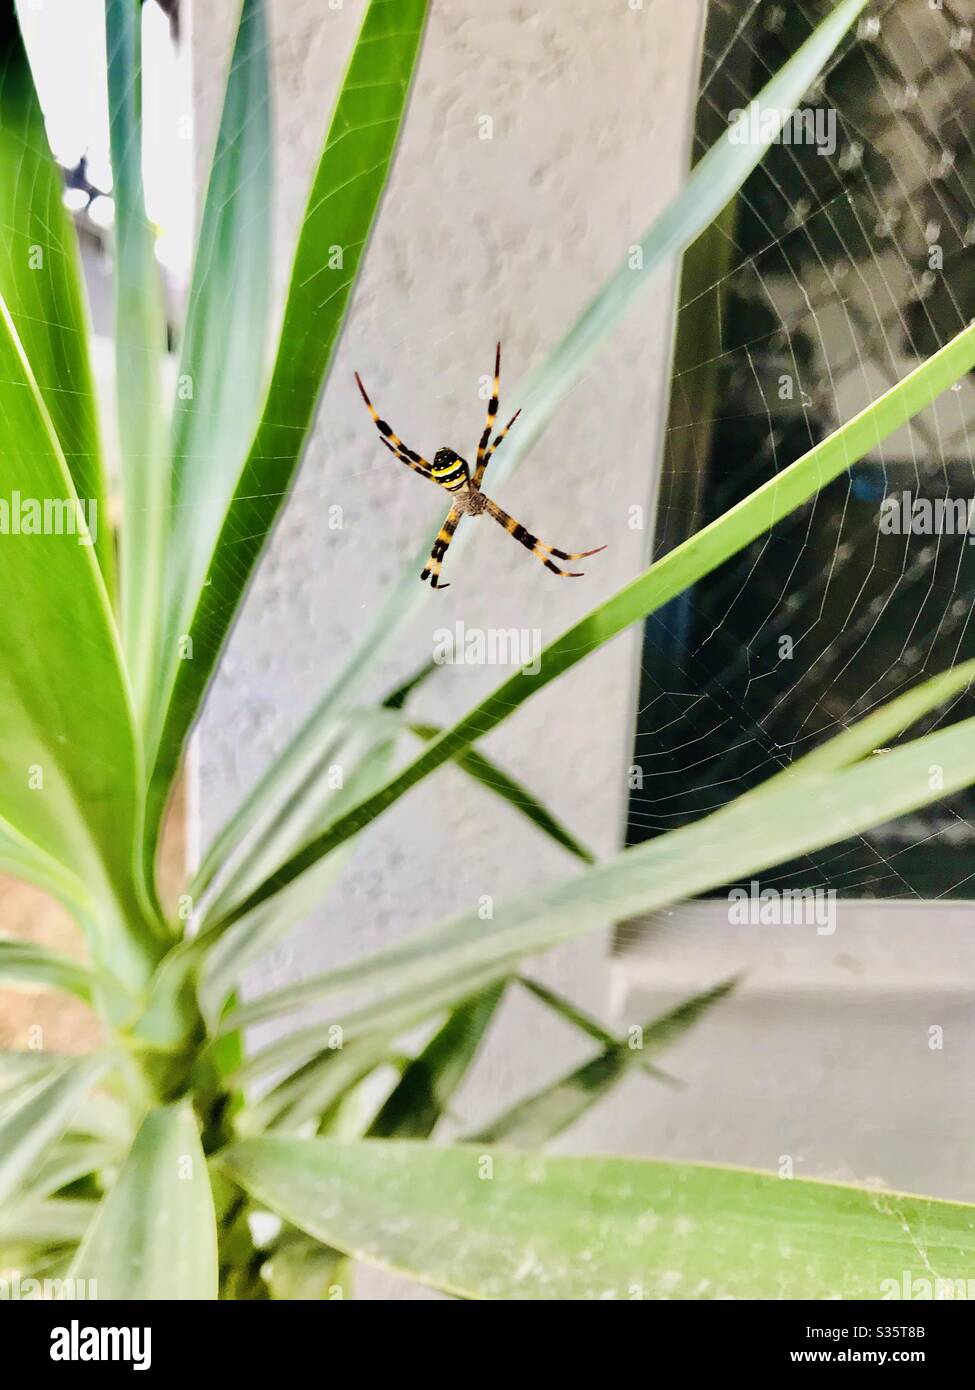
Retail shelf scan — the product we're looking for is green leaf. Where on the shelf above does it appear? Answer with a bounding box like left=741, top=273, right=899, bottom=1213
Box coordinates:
left=239, top=1034, right=394, bottom=1136
left=0, top=1196, right=97, bottom=1249
left=411, top=724, right=595, bottom=865
left=0, top=297, right=159, bottom=983
left=515, top=975, right=677, bottom=1084
left=0, top=1049, right=54, bottom=1095
left=0, top=10, right=113, bottom=590
left=106, top=0, right=169, bottom=720
left=263, top=1229, right=350, bottom=1301
left=228, top=0, right=869, bottom=837
left=67, top=1087, right=134, bottom=1150
left=146, top=0, right=430, bottom=849
left=229, top=961, right=509, bottom=1086
left=0, top=817, right=92, bottom=914
left=195, top=710, right=402, bottom=1026
left=0, top=1054, right=108, bottom=1208
left=381, top=659, right=438, bottom=711
left=152, top=0, right=271, bottom=755
left=201, top=709, right=401, bottom=918
left=0, top=936, right=94, bottom=1002
left=368, top=984, right=506, bottom=1139
left=69, top=1105, right=218, bottom=1299
left=198, top=884, right=326, bottom=1029
left=224, top=1138, right=975, bottom=1299
left=220, top=705, right=975, bottom=1038
left=26, top=1136, right=120, bottom=1202
left=197, top=702, right=590, bottom=1008
left=515, top=976, right=618, bottom=1050
left=466, top=980, right=736, bottom=1147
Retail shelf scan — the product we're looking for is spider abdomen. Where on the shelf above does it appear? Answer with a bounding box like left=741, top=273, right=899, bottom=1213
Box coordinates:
left=432, top=448, right=471, bottom=493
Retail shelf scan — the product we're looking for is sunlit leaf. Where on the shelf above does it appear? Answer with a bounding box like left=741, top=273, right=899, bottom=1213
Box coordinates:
left=0, top=8, right=113, bottom=589
left=0, top=298, right=160, bottom=986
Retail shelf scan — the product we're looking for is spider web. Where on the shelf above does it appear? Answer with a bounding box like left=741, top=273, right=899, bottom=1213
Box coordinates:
left=625, top=0, right=975, bottom=903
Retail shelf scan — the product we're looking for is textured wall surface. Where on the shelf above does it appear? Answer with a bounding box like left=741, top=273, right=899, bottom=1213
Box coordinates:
left=192, top=0, right=700, bottom=1136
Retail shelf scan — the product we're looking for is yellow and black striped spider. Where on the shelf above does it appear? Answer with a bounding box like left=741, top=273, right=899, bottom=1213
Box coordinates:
left=355, top=343, right=606, bottom=589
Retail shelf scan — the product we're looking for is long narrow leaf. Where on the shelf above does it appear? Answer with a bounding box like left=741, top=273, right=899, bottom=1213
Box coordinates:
left=196, top=699, right=591, bottom=956
left=217, top=320, right=975, bottom=928
left=146, top=0, right=430, bottom=848
left=516, top=976, right=617, bottom=1051
left=0, top=1055, right=108, bottom=1207
left=203, top=710, right=401, bottom=919
left=106, top=0, right=169, bottom=719
left=222, top=707, right=975, bottom=1041
left=69, top=1105, right=218, bottom=1299
left=152, top=0, right=271, bottom=754
left=411, top=724, right=595, bottom=865
left=0, top=936, right=94, bottom=1002
left=0, top=1197, right=97, bottom=1249
left=223, top=1137, right=975, bottom=1300
left=0, top=10, right=113, bottom=590
left=0, top=297, right=157, bottom=980
left=26, top=1137, right=120, bottom=1203
left=466, top=980, right=735, bottom=1146
left=230, top=961, right=511, bottom=1086
left=239, top=1034, right=394, bottom=1136
left=0, top=1050, right=55, bottom=1095
left=0, top=817, right=92, bottom=914
left=368, top=984, right=506, bottom=1140
left=196, top=713, right=401, bottom=1025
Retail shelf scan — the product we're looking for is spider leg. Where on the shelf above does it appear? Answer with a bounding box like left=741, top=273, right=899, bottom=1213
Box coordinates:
left=484, top=498, right=606, bottom=577
left=420, top=504, right=463, bottom=589
left=355, top=371, right=435, bottom=480
left=473, top=344, right=521, bottom=488
left=473, top=406, right=521, bottom=490
left=473, top=342, right=501, bottom=485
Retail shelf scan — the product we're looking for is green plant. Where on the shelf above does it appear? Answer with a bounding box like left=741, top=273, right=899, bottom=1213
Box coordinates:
left=3, top=0, right=975, bottom=1300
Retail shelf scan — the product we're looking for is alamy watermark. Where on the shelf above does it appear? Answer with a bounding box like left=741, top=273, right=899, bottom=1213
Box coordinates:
left=882, top=1270, right=975, bottom=1300
left=727, top=880, right=837, bottom=935
left=1, top=1269, right=97, bottom=1300
left=728, top=102, right=837, bottom=157
left=433, top=621, right=542, bottom=673
left=879, top=491, right=975, bottom=544
left=0, top=492, right=97, bottom=546
left=50, top=1319, right=151, bottom=1371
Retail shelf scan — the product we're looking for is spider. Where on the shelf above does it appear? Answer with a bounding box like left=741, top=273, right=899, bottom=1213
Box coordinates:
left=354, top=343, right=606, bottom=589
